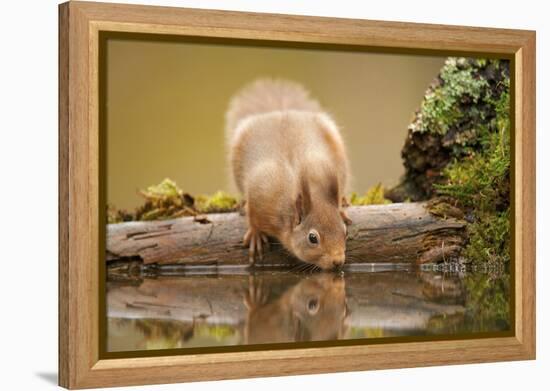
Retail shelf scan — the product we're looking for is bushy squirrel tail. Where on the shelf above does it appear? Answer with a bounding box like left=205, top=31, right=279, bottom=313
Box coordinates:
left=225, top=78, right=321, bottom=143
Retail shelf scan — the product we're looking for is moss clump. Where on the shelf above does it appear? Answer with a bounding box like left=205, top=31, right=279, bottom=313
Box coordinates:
left=435, top=84, right=510, bottom=264
left=426, top=197, right=464, bottom=220
left=414, top=58, right=489, bottom=136
left=387, top=57, right=510, bottom=265
left=107, top=178, right=239, bottom=223
left=387, top=57, right=510, bottom=201
left=140, top=178, right=183, bottom=201
left=350, top=183, right=392, bottom=206
left=135, top=178, right=193, bottom=221
left=195, top=191, right=239, bottom=213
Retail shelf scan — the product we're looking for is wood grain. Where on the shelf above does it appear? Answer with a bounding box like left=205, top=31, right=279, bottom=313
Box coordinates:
left=106, top=203, right=466, bottom=266
left=58, top=1, right=536, bottom=388
left=58, top=3, right=70, bottom=387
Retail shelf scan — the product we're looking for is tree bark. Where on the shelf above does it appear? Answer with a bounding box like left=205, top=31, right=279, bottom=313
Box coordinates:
left=107, top=202, right=465, bottom=267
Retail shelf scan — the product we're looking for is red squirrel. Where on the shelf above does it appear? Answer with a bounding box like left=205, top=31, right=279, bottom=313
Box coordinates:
left=226, top=79, right=351, bottom=270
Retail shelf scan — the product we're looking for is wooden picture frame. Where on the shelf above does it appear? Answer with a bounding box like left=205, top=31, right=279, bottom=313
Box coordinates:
left=59, top=1, right=536, bottom=388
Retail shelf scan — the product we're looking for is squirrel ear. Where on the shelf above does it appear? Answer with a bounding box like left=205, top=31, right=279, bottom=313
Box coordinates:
left=294, top=195, right=303, bottom=226
left=327, top=175, right=340, bottom=206
left=295, top=178, right=312, bottom=224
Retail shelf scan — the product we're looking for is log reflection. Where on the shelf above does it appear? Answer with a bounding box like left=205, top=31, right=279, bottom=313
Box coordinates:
left=106, top=268, right=509, bottom=352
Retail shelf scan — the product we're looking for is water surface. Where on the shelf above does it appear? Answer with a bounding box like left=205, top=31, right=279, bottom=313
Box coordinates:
left=106, top=265, right=510, bottom=352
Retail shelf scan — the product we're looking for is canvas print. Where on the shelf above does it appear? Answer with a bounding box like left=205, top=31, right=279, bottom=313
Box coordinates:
left=103, top=36, right=511, bottom=353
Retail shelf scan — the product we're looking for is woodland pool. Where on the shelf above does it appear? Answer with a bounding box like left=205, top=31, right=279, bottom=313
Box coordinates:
left=106, top=264, right=510, bottom=352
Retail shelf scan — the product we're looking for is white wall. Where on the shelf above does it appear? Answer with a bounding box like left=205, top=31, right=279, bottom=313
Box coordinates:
left=0, top=0, right=546, bottom=389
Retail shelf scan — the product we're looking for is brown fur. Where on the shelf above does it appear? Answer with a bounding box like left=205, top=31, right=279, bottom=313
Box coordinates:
left=226, top=79, right=351, bottom=270
left=244, top=274, right=350, bottom=344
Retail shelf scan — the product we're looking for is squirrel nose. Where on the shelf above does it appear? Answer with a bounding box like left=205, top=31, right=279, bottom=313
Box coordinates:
left=332, top=259, right=345, bottom=269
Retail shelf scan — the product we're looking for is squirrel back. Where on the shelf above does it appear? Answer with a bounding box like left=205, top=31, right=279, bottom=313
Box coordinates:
left=225, top=78, right=322, bottom=145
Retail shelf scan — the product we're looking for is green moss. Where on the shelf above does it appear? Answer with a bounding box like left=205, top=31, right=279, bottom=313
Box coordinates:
left=350, top=183, right=392, bottom=206
left=434, top=78, right=510, bottom=264
left=389, top=56, right=511, bottom=265
left=107, top=178, right=239, bottom=223
left=195, top=191, right=239, bottom=213
left=389, top=58, right=510, bottom=202
left=463, top=210, right=510, bottom=264
left=426, top=197, right=464, bottom=220
left=412, top=58, right=489, bottom=135
left=195, top=324, right=237, bottom=341
left=134, top=178, right=190, bottom=221
left=140, top=178, right=183, bottom=202
left=463, top=271, right=510, bottom=329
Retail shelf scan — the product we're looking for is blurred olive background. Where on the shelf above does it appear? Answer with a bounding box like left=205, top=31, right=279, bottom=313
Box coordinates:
left=106, top=38, right=445, bottom=210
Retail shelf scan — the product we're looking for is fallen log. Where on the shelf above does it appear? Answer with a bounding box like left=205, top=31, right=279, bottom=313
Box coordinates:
left=107, top=202, right=466, bottom=267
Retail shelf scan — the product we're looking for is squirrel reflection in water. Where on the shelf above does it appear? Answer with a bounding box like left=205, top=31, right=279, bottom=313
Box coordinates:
left=243, top=273, right=350, bottom=344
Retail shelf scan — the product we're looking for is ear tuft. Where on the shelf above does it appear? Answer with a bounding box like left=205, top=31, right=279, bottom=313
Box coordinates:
left=295, top=177, right=312, bottom=225
left=327, top=174, right=340, bottom=206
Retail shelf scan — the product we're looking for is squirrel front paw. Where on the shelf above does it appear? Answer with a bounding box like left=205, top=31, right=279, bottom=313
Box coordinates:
left=244, top=275, right=269, bottom=309
left=243, top=228, right=269, bottom=266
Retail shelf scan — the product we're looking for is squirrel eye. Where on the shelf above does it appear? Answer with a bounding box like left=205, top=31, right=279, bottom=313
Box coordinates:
left=308, top=231, right=319, bottom=245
